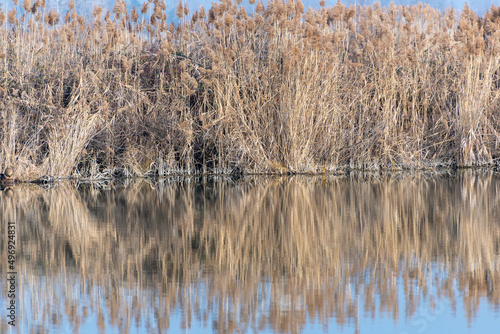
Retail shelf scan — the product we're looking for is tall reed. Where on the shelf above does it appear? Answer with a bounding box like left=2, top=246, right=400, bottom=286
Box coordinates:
left=1, top=1, right=500, bottom=178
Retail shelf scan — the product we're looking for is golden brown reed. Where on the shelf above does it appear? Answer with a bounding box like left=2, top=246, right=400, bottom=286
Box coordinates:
left=1, top=1, right=500, bottom=179
left=0, top=172, right=499, bottom=333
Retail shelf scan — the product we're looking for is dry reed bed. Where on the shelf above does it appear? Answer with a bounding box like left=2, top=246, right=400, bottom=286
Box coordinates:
left=1, top=172, right=499, bottom=332
left=0, top=0, right=500, bottom=178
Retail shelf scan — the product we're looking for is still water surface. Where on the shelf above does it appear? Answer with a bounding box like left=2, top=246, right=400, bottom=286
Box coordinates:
left=1, top=171, right=499, bottom=333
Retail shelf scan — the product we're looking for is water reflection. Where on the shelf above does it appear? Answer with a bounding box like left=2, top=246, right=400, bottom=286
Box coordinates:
left=1, top=172, right=499, bottom=333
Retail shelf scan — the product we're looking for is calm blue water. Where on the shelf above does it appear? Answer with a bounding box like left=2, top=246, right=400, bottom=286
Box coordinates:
left=1, top=173, right=500, bottom=333
left=2, top=0, right=493, bottom=20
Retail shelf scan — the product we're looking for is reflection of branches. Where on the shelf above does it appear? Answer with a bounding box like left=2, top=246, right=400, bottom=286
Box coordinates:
left=0, top=171, right=499, bottom=333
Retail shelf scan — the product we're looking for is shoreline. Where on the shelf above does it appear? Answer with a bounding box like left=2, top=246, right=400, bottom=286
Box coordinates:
left=4, top=164, right=500, bottom=185
left=1, top=1, right=500, bottom=179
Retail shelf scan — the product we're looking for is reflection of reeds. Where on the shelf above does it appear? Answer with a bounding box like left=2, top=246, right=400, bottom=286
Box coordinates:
left=1, top=1, right=500, bottom=177
left=0, top=172, right=499, bottom=333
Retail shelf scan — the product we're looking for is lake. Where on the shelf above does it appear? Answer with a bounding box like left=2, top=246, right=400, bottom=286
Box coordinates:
left=1, top=171, right=499, bottom=333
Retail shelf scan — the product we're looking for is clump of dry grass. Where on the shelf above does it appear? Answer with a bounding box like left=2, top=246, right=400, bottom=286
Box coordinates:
left=1, top=1, right=500, bottom=179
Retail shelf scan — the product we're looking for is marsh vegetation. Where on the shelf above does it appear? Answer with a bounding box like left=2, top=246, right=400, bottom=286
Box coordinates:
left=1, top=0, right=500, bottom=178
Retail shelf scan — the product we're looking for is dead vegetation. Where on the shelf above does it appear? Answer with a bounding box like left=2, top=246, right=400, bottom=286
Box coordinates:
left=1, top=0, right=500, bottom=179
